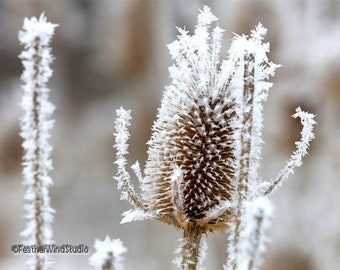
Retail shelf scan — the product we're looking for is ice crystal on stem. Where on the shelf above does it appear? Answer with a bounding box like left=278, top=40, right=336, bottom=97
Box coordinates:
left=89, top=236, right=127, bottom=270
left=19, top=13, right=58, bottom=270
left=113, top=5, right=316, bottom=270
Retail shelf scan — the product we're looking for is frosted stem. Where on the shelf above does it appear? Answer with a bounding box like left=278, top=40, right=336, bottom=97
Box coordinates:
left=113, top=107, right=144, bottom=210
left=181, top=223, right=203, bottom=270
left=239, top=52, right=256, bottom=194
left=19, top=13, right=57, bottom=270
left=31, top=77, right=44, bottom=270
left=263, top=107, right=316, bottom=195
left=229, top=212, right=242, bottom=270
left=247, top=214, right=263, bottom=270
left=229, top=52, right=256, bottom=270
left=89, top=236, right=127, bottom=270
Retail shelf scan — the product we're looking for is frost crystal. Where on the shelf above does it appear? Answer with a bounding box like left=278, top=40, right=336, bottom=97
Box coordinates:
left=113, top=5, right=316, bottom=270
left=89, top=236, right=127, bottom=270
left=19, top=13, right=57, bottom=270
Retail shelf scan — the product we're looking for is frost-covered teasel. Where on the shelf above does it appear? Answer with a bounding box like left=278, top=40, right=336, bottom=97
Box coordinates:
left=19, top=13, right=58, bottom=270
left=114, top=5, right=236, bottom=233
left=113, top=6, right=316, bottom=270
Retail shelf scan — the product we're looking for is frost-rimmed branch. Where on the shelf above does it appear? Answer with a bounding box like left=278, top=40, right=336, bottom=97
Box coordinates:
left=113, top=107, right=144, bottom=210
left=225, top=23, right=279, bottom=270
left=263, top=107, right=316, bottom=195
left=19, top=13, right=58, bottom=270
left=89, top=236, right=127, bottom=270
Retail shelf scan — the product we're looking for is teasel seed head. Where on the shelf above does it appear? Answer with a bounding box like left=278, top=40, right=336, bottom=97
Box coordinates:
left=141, top=6, right=237, bottom=233
left=113, top=6, right=316, bottom=270
left=143, top=94, right=235, bottom=232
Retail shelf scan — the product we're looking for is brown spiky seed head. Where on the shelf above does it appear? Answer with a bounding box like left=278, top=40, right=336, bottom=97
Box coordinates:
left=143, top=92, right=234, bottom=232
left=141, top=7, right=236, bottom=233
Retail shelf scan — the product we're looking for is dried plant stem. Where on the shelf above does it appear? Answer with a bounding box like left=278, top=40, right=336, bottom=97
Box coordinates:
left=230, top=53, right=256, bottom=270
left=247, top=211, right=264, bottom=270
left=32, top=38, right=44, bottom=238
left=118, top=168, right=144, bottom=210
left=32, top=81, right=44, bottom=270
left=239, top=53, right=255, bottom=192
left=19, top=14, right=58, bottom=270
left=89, top=236, right=127, bottom=270
left=263, top=107, right=317, bottom=196
left=101, top=252, right=114, bottom=270
left=181, top=222, right=203, bottom=270
left=114, top=108, right=145, bottom=211
left=26, top=36, right=47, bottom=270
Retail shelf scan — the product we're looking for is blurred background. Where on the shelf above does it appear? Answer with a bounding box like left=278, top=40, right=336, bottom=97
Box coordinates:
left=1, top=0, right=340, bottom=269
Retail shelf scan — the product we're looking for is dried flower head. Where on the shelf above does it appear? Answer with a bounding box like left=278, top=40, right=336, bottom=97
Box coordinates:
left=113, top=5, right=316, bottom=270
left=114, top=5, right=275, bottom=232
left=114, top=6, right=238, bottom=233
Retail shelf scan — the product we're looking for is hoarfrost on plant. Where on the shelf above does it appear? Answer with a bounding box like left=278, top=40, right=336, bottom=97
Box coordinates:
left=89, top=236, right=127, bottom=270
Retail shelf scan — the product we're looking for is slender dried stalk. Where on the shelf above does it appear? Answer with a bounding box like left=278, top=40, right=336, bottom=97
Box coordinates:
left=263, top=108, right=316, bottom=195
left=181, top=223, right=203, bottom=270
left=247, top=212, right=263, bottom=270
left=19, top=14, right=57, bottom=270
left=229, top=52, right=256, bottom=270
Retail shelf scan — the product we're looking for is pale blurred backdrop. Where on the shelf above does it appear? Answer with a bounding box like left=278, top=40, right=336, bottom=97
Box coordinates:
left=1, top=0, right=340, bottom=269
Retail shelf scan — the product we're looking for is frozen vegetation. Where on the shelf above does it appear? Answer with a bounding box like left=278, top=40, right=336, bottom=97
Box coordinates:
left=18, top=14, right=58, bottom=270
left=89, top=236, right=127, bottom=270
left=7, top=1, right=340, bottom=269
left=113, top=6, right=316, bottom=270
